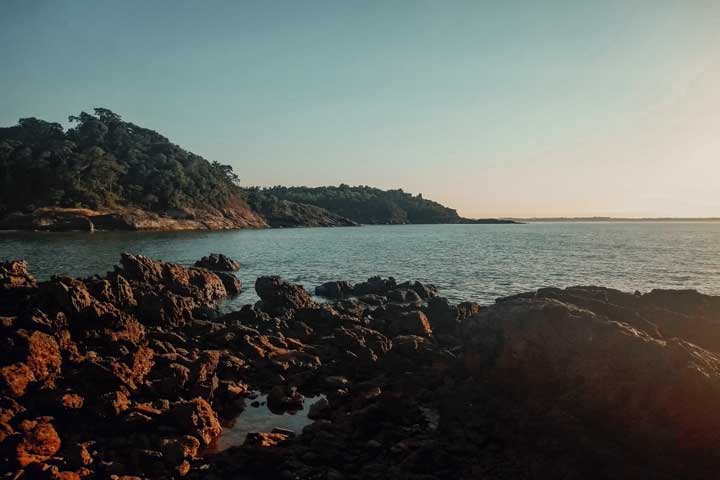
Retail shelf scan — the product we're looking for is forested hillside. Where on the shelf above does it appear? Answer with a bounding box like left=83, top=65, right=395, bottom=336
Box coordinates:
left=0, top=108, right=243, bottom=214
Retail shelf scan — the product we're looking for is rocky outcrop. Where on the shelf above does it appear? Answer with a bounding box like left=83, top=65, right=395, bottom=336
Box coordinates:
left=255, top=276, right=315, bottom=314
left=0, top=206, right=268, bottom=232
left=2, top=257, right=720, bottom=479
left=193, top=253, right=241, bottom=272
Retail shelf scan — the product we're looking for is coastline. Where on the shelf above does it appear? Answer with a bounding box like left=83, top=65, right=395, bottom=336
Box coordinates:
left=1, top=254, right=719, bottom=478
left=0, top=207, right=519, bottom=232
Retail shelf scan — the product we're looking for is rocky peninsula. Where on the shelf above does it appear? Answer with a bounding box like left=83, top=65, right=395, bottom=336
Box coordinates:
left=0, top=109, right=515, bottom=232
left=1, top=255, right=719, bottom=479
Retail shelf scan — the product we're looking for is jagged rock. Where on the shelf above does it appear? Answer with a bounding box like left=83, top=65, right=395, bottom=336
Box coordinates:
left=387, top=310, right=432, bottom=337
left=353, top=276, right=397, bottom=296
left=194, top=253, right=241, bottom=271
left=386, top=288, right=423, bottom=304
left=315, top=281, right=353, bottom=299
left=168, top=398, right=222, bottom=446
left=267, top=385, right=304, bottom=413
left=255, top=276, right=315, bottom=313
left=0, top=260, right=37, bottom=297
left=397, top=281, right=438, bottom=300
left=425, top=296, right=460, bottom=334
left=0, top=331, right=61, bottom=397
left=244, top=431, right=289, bottom=448
left=331, top=326, right=392, bottom=366
left=6, top=417, right=61, bottom=467
left=216, top=272, right=242, bottom=296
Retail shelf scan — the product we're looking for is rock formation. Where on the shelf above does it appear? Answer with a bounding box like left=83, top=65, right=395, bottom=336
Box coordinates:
left=0, top=261, right=719, bottom=479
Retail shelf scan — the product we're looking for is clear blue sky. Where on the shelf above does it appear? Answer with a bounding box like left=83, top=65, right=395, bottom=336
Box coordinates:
left=2, top=0, right=720, bottom=217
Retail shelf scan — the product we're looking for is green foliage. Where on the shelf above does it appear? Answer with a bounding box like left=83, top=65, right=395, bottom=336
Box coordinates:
left=249, top=185, right=461, bottom=224
left=0, top=108, right=243, bottom=214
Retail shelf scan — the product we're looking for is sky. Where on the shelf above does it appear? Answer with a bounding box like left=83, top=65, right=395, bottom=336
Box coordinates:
left=2, top=0, right=720, bottom=218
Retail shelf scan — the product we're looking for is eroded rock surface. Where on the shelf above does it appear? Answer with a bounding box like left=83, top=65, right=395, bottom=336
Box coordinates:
left=1, top=259, right=719, bottom=480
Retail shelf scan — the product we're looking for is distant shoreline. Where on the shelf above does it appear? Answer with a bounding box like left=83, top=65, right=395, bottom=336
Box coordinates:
left=510, top=217, right=720, bottom=222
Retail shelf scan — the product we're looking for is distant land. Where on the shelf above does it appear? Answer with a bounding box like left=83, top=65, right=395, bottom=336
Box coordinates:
left=0, top=108, right=516, bottom=231
left=513, top=217, right=720, bottom=222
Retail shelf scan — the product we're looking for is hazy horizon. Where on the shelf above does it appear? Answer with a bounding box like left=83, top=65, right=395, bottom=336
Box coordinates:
left=3, top=0, right=719, bottom=218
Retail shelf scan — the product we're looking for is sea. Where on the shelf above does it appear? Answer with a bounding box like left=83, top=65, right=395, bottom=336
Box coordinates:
left=1, top=222, right=719, bottom=308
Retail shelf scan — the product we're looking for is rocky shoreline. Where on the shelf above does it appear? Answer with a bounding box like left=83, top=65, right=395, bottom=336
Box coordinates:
left=1, top=255, right=719, bottom=479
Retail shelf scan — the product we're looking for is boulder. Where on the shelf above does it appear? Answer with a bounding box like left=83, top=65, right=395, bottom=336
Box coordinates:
left=194, top=253, right=241, bottom=271
left=7, top=417, right=61, bottom=467
left=168, top=398, right=222, bottom=446
left=353, top=276, right=397, bottom=296
left=267, top=385, right=304, bottom=413
left=255, top=276, right=315, bottom=313
left=387, top=311, right=432, bottom=337
left=425, top=297, right=459, bottom=334
left=462, top=297, right=720, bottom=465
left=0, top=331, right=61, bottom=397
left=0, top=260, right=37, bottom=295
left=315, top=281, right=353, bottom=299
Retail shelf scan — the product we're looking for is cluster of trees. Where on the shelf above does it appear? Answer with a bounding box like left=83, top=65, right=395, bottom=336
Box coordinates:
left=252, top=184, right=462, bottom=224
left=0, top=108, right=242, bottom=215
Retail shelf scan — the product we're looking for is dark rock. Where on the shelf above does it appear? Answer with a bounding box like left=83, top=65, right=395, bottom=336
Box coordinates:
left=387, top=310, right=433, bottom=337
left=7, top=417, right=61, bottom=467
left=194, top=253, right=241, bottom=271
left=168, top=398, right=222, bottom=446
left=315, top=281, right=354, bottom=299
left=267, top=385, right=304, bottom=413
left=353, top=276, right=397, bottom=296
left=255, top=276, right=315, bottom=313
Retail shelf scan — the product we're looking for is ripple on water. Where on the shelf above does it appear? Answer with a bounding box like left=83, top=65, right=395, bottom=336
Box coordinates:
left=1, top=223, right=719, bottom=305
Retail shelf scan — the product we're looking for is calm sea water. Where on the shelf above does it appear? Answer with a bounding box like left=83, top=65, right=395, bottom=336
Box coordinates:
left=1, top=223, right=719, bottom=306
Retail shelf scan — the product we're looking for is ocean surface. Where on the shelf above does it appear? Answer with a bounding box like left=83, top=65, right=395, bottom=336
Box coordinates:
left=1, top=222, right=719, bottom=307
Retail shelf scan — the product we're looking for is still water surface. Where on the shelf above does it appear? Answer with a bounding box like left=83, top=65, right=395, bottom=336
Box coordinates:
left=1, top=222, right=718, bottom=305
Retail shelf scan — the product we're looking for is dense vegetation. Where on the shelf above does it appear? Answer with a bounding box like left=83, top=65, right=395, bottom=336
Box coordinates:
left=255, top=185, right=463, bottom=224
left=0, top=108, right=512, bottom=227
left=0, top=108, right=242, bottom=215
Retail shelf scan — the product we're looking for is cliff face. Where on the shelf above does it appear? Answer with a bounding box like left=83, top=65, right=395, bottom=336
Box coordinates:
left=0, top=205, right=267, bottom=232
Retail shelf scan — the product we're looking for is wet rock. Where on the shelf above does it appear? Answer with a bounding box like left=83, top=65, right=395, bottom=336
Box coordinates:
left=194, top=253, right=241, bottom=271
left=267, top=385, right=304, bottom=413
left=398, top=280, right=438, bottom=300
left=216, top=272, right=242, bottom=296
left=358, top=294, right=387, bottom=306
left=308, top=397, right=330, bottom=420
left=315, top=281, right=353, bottom=299
left=353, top=276, right=397, bottom=296
left=386, top=288, right=422, bottom=304
left=245, top=431, right=289, bottom=448
left=255, top=276, right=315, bottom=313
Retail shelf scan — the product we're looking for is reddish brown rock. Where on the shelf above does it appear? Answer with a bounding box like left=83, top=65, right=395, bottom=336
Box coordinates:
left=255, top=276, right=315, bottom=313
left=9, top=417, right=61, bottom=467
left=0, top=260, right=37, bottom=293
left=0, top=363, right=35, bottom=398
left=387, top=310, right=432, bottom=337
left=168, top=398, right=222, bottom=446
